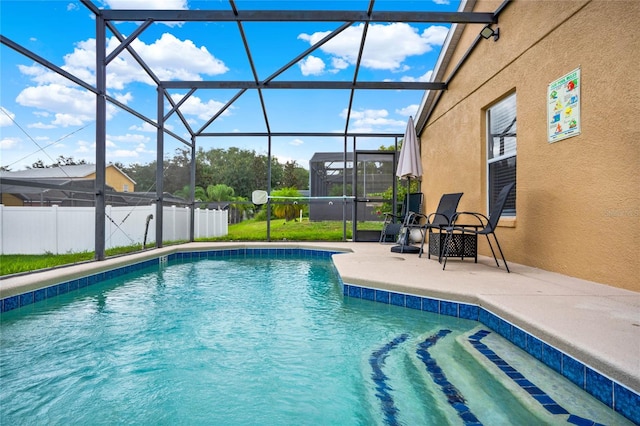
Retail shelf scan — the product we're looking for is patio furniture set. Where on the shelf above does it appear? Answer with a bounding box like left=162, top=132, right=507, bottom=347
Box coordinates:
left=380, top=183, right=516, bottom=273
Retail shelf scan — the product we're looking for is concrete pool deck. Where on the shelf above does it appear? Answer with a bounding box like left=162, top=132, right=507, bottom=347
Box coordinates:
left=1, top=241, right=638, bottom=396
left=326, top=242, right=640, bottom=396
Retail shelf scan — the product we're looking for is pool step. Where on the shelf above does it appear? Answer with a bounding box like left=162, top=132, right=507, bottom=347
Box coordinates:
left=365, top=328, right=633, bottom=425
left=458, top=328, right=635, bottom=425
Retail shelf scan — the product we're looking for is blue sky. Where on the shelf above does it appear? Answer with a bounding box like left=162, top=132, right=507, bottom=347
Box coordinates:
left=1, top=0, right=459, bottom=171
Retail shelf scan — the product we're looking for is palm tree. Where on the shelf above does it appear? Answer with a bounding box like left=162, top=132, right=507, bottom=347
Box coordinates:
left=271, top=187, right=304, bottom=221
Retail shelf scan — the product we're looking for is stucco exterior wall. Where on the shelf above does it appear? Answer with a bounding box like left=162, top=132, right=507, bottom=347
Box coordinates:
left=86, top=165, right=135, bottom=193
left=421, top=0, right=639, bottom=291
left=0, top=194, right=24, bottom=206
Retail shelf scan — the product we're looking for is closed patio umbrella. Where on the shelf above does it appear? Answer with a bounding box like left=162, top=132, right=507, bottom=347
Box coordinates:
left=392, top=116, right=423, bottom=253
left=396, top=116, right=423, bottom=182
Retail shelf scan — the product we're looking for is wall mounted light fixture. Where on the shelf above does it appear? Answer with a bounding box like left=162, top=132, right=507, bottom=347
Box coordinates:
left=480, top=25, right=500, bottom=42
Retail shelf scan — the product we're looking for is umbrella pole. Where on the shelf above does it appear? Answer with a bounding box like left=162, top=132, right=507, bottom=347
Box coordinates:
left=403, top=177, right=411, bottom=249
left=391, top=177, right=420, bottom=253
left=406, top=177, right=411, bottom=217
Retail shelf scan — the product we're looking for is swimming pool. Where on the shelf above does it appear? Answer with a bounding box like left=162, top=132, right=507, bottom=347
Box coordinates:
left=0, top=250, right=636, bottom=425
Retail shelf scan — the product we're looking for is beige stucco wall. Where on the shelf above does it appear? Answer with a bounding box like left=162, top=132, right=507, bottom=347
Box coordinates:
left=421, top=0, right=639, bottom=291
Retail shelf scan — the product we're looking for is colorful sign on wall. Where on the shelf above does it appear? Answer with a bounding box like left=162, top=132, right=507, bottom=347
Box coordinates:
left=547, top=67, right=581, bottom=143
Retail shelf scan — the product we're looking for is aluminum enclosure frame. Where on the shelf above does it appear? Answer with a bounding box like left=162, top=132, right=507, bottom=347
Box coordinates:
left=2, top=0, right=496, bottom=260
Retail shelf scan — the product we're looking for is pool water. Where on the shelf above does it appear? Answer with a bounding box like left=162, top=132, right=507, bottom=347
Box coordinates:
left=0, top=256, right=632, bottom=425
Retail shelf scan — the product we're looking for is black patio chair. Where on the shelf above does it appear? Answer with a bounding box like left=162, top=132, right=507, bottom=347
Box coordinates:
left=442, top=183, right=515, bottom=272
left=413, top=192, right=464, bottom=260
left=379, top=192, right=423, bottom=243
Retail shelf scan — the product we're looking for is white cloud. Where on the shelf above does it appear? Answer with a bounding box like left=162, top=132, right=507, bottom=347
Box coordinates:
left=105, top=0, right=187, bottom=9
left=421, top=26, right=449, bottom=45
left=299, top=23, right=449, bottom=72
left=299, top=56, right=325, bottom=76
left=331, top=57, right=349, bottom=70
left=73, top=138, right=147, bottom=161
left=19, top=33, right=228, bottom=89
left=341, top=108, right=405, bottom=132
left=396, top=105, right=419, bottom=117
left=76, top=140, right=92, bottom=153
left=15, top=32, right=226, bottom=128
left=51, top=113, right=87, bottom=127
left=290, top=138, right=304, bottom=146
left=401, top=70, right=433, bottom=82
left=113, top=92, right=133, bottom=104
left=170, top=93, right=229, bottom=120
left=108, top=133, right=150, bottom=145
left=104, top=0, right=188, bottom=27
left=16, top=84, right=94, bottom=122
left=110, top=149, right=139, bottom=158
left=126, top=33, right=228, bottom=82
left=15, top=80, right=120, bottom=127
left=103, top=132, right=155, bottom=162
left=129, top=122, right=158, bottom=132
left=28, top=122, right=56, bottom=129
left=0, top=137, right=19, bottom=149
left=0, top=107, right=15, bottom=127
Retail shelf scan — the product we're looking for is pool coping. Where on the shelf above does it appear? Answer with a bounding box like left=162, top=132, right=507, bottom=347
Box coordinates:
left=1, top=242, right=639, bottom=424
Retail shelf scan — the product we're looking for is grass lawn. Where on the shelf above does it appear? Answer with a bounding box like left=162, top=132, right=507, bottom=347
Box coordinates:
left=0, top=244, right=153, bottom=277
left=0, top=220, right=382, bottom=276
left=199, top=219, right=382, bottom=241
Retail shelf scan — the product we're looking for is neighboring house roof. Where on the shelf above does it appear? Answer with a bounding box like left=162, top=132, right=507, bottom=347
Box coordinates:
left=0, top=164, right=138, bottom=205
left=0, top=178, right=129, bottom=205
left=0, top=163, right=136, bottom=184
left=0, top=164, right=97, bottom=180
left=309, top=152, right=356, bottom=163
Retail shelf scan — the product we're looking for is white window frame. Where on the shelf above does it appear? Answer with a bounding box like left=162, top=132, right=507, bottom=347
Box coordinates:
left=486, top=93, right=516, bottom=216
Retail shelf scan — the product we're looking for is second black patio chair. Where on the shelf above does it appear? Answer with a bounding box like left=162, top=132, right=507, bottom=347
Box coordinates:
left=414, top=192, right=464, bottom=260
left=442, top=183, right=515, bottom=272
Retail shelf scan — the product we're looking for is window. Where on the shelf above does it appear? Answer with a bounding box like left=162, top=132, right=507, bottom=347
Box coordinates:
left=123, top=183, right=129, bottom=192
left=487, top=93, right=516, bottom=216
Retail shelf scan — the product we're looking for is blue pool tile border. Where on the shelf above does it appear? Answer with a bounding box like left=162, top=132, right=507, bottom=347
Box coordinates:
left=167, top=247, right=337, bottom=262
left=1, top=257, right=160, bottom=314
left=0, top=248, right=339, bottom=315
left=342, top=282, right=640, bottom=425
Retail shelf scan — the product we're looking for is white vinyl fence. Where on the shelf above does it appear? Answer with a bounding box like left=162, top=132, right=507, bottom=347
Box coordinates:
left=0, top=204, right=228, bottom=255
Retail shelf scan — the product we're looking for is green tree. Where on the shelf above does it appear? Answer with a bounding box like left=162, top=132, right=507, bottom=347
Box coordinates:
left=121, top=161, right=156, bottom=193
left=122, top=148, right=191, bottom=195
left=163, top=148, right=191, bottom=195
left=127, top=146, right=293, bottom=199
left=281, top=160, right=309, bottom=189
left=196, top=184, right=235, bottom=202
left=197, top=147, right=285, bottom=197
left=54, top=155, right=86, bottom=167
left=28, top=156, right=86, bottom=169
left=173, top=185, right=192, bottom=201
